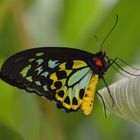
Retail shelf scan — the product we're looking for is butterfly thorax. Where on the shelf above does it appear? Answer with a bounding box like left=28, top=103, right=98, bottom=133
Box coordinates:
left=90, top=50, right=109, bottom=78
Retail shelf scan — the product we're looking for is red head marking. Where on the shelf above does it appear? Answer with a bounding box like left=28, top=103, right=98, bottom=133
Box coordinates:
left=96, top=59, right=103, bottom=67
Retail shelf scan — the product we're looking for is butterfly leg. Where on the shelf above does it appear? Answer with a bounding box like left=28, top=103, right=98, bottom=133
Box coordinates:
left=101, top=76, right=114, bottom=107
left=96, top=91, right=107, bottom=118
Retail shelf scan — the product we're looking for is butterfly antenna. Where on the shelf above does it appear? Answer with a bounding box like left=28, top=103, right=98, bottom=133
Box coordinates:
left=94, top=35, right=100, bottom=48
left=96, top=91, right=107, bottom=118
left=102, top=76, right=114, bottom=107
left=101, top=14, right=118, bottom=50
left=114, top=61, right=140, bottom=76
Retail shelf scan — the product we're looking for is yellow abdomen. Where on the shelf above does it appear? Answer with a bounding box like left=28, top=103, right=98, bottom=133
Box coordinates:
left=81, top=75, right=99, bottom=115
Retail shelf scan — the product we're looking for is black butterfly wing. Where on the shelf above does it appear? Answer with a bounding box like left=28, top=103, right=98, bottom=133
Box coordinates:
left=0, top=47, right=97, bottom=113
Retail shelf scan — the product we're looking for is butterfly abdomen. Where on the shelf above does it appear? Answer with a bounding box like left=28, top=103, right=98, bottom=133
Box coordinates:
left=81, top=75, right=98, bottom=115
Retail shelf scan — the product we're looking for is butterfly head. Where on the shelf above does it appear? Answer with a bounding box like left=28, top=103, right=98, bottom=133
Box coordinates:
left=92, top=14, right=118, bottom=78
left=92, top=50, right=110, bottom=78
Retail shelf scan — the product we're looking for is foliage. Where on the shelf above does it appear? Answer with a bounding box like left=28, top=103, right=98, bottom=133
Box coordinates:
left=0, top=0, right=140, bottom=140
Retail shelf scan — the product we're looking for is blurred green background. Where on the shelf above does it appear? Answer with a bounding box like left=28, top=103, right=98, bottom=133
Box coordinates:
left=0, top=0, right=140, bottom=140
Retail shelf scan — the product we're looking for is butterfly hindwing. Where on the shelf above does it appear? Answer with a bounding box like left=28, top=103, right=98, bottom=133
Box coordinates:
left=50, top=61, right=93, bottom=112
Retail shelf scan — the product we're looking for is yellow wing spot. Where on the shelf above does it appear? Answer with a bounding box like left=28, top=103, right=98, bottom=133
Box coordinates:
left=72, top=105, right=77, bottom=110
left=59, top=62, right=66, bottom=69
left=81, top=75, right=99, bottom=116
left=72, top=100, right=81, bottom=110
left=50, top=73, right=58, bottom=90
left=55, top=86, right=67, bottom=102
left=63, top=102, right=71, bottom=109
left=50, top=76, right=66, bottom=90
left=55, top=94, right=63, bottom=102
left=72, top=60, right=87, bottom=69
left=62, top=96, right=71, bottom=110
left=50, top=73, right=58, bottom=81
left=71, top=96, right=83, bottom=110
left=65, top=70, right=72, bottom=75
left=57, top=87, right=73, bottom=110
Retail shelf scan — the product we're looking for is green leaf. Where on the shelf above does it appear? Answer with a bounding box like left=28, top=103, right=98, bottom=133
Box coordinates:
left=99, top=71, right=140, bottom=124
left=0, top=123, right=24, bottom=140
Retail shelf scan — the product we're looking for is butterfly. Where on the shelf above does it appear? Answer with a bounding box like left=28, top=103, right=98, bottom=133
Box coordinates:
left=0, top=47, right=113, bottom=115
left=0, top=15, right=122, bottom=116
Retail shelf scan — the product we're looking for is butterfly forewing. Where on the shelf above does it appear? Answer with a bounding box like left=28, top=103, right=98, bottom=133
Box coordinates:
left=0, top=47, right=96, bottom=113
